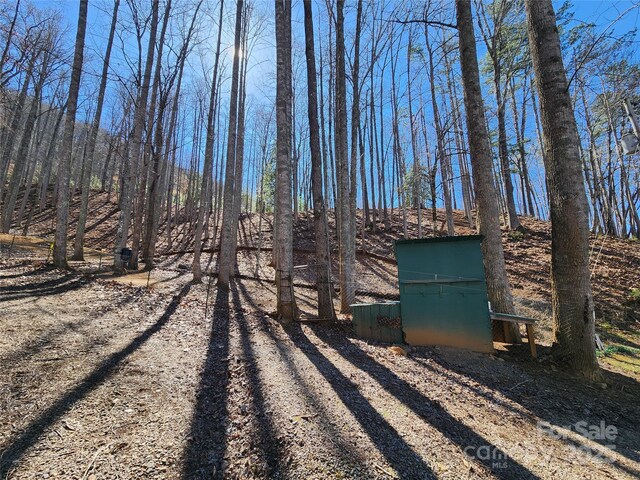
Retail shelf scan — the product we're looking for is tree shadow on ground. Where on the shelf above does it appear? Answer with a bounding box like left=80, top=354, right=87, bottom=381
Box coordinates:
left=181, top=286, right=230, bottom=480
left=0, top=264, right=56, bottom=281
left=0, top=287, right=141, bottom=367
left=234, top=279, right=380, bottom=477
left=0, top=272, right=93, bottom=302
left=0, top=283, right=192, bottom=478
left=282, top=323, right=436, bottom=479
left=230, top=283, right=283, bottom=476
left=308, top=326, right=539, bottom=479
left=421, top=346, right=640, bottom=476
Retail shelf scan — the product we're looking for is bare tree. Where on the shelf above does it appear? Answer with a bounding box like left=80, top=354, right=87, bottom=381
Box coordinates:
left=303, top=0, right=335, bottom=321
left=524, top=0, right=600, bottom=379
left=335, top=0, right=355, bottom=312
left=113, top=0, right=159, bottom=274
left=52, top=0, right=88, bottom=269
left=72, top=0, right=120, bottom=260
left=192, top=0, right=224, bottom=283
left=274, top=0, right=297, bottom=321
left=217, top=0, right=244, bottom=287
left=456, top=0, right=519, bottom=342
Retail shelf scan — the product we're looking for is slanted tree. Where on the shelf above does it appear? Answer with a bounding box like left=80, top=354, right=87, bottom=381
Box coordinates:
left=72, top=0, right=120, bottom=260
left=524, top=0, right=600, bottom=379
left=456, top=0, right=519, bottom=342
left=52, top=0, right=88, bottom=269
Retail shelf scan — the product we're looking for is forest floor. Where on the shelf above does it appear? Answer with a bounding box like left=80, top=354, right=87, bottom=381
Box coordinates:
left=1, top=191, right=639, bottom=479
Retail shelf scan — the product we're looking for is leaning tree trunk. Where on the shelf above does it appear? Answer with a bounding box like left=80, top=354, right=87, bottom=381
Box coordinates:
left=0, top=52, right=36, bottom=204
left=72, top=0, right=119, bottom=260
left=524, top=0, right=600, bottom=380
left=53, top=0, right=88, bottom=269
left=274, top=0, right=297, bottom=322
left=303, top=0, right=336, bottom=321
left=456, top=0, right=519, bottom=342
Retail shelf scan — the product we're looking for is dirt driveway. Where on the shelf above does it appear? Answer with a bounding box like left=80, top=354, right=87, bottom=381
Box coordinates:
left=1, top=260, right=639, bottom=479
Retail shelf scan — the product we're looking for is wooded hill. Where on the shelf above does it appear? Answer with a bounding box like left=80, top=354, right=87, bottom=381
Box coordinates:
left=0, top=0, right=639, bottom=382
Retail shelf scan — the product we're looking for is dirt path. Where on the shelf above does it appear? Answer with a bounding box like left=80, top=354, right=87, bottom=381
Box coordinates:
left=1, top=260, right=639, bottom=479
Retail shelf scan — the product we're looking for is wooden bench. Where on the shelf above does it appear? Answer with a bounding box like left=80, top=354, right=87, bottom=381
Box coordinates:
left=489, top=312, right=537, bottom=358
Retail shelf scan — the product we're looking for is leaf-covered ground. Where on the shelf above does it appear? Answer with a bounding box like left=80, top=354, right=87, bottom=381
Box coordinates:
left=1, top=191, right=639, bottom=478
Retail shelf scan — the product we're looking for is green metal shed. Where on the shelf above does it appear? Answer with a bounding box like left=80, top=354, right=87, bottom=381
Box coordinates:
left=350, top=301, right=404, bottom=344
left=394, top=235, right=494, bottom=353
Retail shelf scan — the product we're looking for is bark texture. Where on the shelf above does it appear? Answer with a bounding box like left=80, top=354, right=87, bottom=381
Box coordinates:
left=303, top=0, right=336, bottom=321
left=217, top=0, right=243, bottom=287
left=524, top=0, right=600, bottom=379
left=274, top=0, right=297, bottom=322
left=53, top=0, right=88, bottom=269
left=456, top=0, right=518, bottom=342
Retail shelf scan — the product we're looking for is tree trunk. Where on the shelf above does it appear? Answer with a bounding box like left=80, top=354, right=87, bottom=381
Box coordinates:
left=525, top=0, right=600, bottom=379
left=72, top=0, right=119, bottom=260
left=53, top=0, right=88, bottom=269
left=456, top=0, right=519, bottom=342
left=303, top=0, right=335, bottom=320
left=0, top=52, right=36, bottom=200
left=113, top=0, right=159, bottom=273
left=494, top=66, right=522, bottom=230
left=192, top=0, right=223, bottom=283
left=274, top=0, right=297, bottom=321
left=217, top=0, right=244, bottom=287
left=335, top=0, right=355, bottom=312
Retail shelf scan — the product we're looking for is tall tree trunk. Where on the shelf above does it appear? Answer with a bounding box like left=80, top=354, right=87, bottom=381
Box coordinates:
left=114, top=0, right=159, bottom=273
left=304, top=0, right=335, bottom=320
left=53, top=0, right=88, bottom=269
left=229, top=5, right=249, bottom=268
left=218, top=0, right=244, bottom=287
left=274, top=0, right=297, bottom=321
left=72, top=0, right=120, bottom=260
left=192, top=0, right=224, bottom=283
left=424, top=26, right=454, bottom=236
left=129, top=0, right=171, bottom=269
left=407, top=30, right=422, bottom=238
left=2, top=68, right=43, bottom=233
left=456, top=0, right=519, bottom=342
left=525, top=0, right=600, bottom=379
left=349, top=0, right=363, bottom=247
left=494, top=65, right=521, bottom=230
left=335, top=0, right=355, bottom=312
left=0, top=52, right=36, bottom=198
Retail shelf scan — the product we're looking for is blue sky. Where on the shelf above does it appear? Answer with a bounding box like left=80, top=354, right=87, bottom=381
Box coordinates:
left=39, top=0, right=640, bottom=215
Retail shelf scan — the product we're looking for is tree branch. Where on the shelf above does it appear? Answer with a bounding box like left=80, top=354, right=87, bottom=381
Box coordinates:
left=392, top=18, right=457, bottom=29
